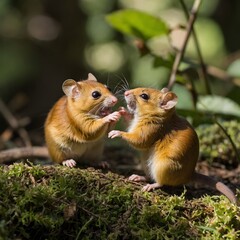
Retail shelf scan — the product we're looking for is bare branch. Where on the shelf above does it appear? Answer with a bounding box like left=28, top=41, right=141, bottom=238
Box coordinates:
left=167, top=0, right=202, bottom=89
left=179, top=0, right=211, bottom=94
left=206, top=65, right=240, bottom=86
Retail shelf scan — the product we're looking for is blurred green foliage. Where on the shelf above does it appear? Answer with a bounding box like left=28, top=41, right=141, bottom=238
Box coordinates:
left=106, top=9, right=169, bottom=40
left=105, top=2, right=240, bottom=125
left=196, top=120, right=240, bottom=166
left=0, top=0, right=239, bottom=124
left=228, top=59, right=240, bottom=77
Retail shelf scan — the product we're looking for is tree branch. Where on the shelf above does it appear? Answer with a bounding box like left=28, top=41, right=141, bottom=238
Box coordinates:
left=206, top=65, right=240, bottom=86
left=179, top=0, right=211, bottom=94
left=181, top=60, right=240, bottom=86
left=167, top=0, right=202, bottom=89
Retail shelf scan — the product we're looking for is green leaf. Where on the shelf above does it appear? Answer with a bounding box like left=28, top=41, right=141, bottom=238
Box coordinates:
left=227, top=59, right=240, bottom=77
left=148, top=35, right=174, bottom=62
left=197, top=95, right=240, bottom=117
left=106, top=9, right=169, bottom=40
left=153, top=56, right=173, bottom=69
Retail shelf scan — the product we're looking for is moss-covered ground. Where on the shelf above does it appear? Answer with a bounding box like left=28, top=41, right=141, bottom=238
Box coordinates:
left=0, top=163, right=239, bottom=240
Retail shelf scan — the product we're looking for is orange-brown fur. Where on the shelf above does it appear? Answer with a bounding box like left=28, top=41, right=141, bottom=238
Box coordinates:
left=118, top=88, right=198, bottom=186
left=151, top=115, right=199, bottom=186
left=109, top=87, right=237, bottom=203
left=45, top=74, right=119, bottom=165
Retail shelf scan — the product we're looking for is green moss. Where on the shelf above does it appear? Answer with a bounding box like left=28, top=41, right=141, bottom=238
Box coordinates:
left=0, top=163, right=239, bottom=239
left=196, top=120, right=240, bottom=166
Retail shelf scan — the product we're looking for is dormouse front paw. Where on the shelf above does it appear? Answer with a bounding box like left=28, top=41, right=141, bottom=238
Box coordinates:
left=118, top=107, right=133, bottom=122
left=104, top=111, right=121, bottom=123
left=108, top=130, right=122, bottom=139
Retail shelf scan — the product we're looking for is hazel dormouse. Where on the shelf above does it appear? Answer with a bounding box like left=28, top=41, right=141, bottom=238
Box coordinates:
left=45, top=73, right=121, bottom=168
left=108, top=87, right=237, bottom=204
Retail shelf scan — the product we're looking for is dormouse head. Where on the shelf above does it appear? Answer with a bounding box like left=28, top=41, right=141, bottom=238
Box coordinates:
left=62, top=73, right=117, bottom=116
left=124, top=87, right=178, bottom=116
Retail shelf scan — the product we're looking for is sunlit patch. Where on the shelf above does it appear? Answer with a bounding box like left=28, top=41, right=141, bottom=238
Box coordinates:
left=85, top=42, right=124, bottom=72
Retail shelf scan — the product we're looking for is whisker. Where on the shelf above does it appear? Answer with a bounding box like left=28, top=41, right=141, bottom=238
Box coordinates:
left=115, top=90, right=124, bottom=98
left=106, top=72, right=110, bottom=87
left=90, top=103, right=103, bottom=115
left=121, top=73, right=129, bottom=89
left=114, top=87, right=123, bottom=94
left=119, top=94, right=125, bottom=101
left=114, top=74, right=129, bottom=92
left=113, top=78, right=129, bottom=99
left=112, top=81, right=121, bottom=94
left=114, top=88, right=125, bottom=98
left=121, top=84, right=128, bottom=91
left=115, top=84, right=128, bottom=96
left=113, top=81, right=125, bottom=95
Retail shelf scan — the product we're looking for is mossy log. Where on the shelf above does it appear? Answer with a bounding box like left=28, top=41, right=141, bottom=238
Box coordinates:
left=0, top=163, right=239, bottom=240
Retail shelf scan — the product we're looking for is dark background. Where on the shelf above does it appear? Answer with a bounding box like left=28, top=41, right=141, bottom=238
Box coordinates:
left=0, top=0, right=240, bottom=145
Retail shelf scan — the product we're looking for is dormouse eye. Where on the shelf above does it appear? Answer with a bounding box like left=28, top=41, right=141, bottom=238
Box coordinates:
left=140, top=93, right=149, bottom=100
left=92, top=91, right=101, bottom=99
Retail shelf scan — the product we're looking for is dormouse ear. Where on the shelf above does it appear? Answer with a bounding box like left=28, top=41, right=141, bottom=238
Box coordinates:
left=160, top=92, right=178, bottom=110
left=62, top=79, right=81, bottom=98
left=160, top=87, right=169, bottom=94
left=87, top=73, right=97, bottom=81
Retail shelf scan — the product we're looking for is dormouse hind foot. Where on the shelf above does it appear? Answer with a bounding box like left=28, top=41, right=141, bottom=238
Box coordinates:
left=99, top=161, right=110, bottom=169
left=129, top=174, right=147, bottom=182
left=62, top=159, right=77, bottom=168
left=142, top=183, right=162, bottom=192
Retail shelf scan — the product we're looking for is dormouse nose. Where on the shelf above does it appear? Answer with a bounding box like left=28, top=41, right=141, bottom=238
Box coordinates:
left=111, top=96, right=118, bottom=104
left=124, top=90, right=130, bottom=96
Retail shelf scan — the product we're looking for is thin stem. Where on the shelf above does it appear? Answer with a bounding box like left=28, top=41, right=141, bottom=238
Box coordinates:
left=167, top=0, right=202, bottom=90
left=179, top=0, right=211, bottom=94
left=180, top=59, right=240, bottom=87
left=213, top=117, right=240, bottom=163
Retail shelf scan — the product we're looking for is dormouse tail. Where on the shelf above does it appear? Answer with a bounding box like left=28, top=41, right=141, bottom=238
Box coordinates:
left=192, top=172, right=238, bottom=205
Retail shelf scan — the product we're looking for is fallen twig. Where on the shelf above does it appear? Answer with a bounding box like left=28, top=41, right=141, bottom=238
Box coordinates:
left=0, top=146, right=49, bottom=163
